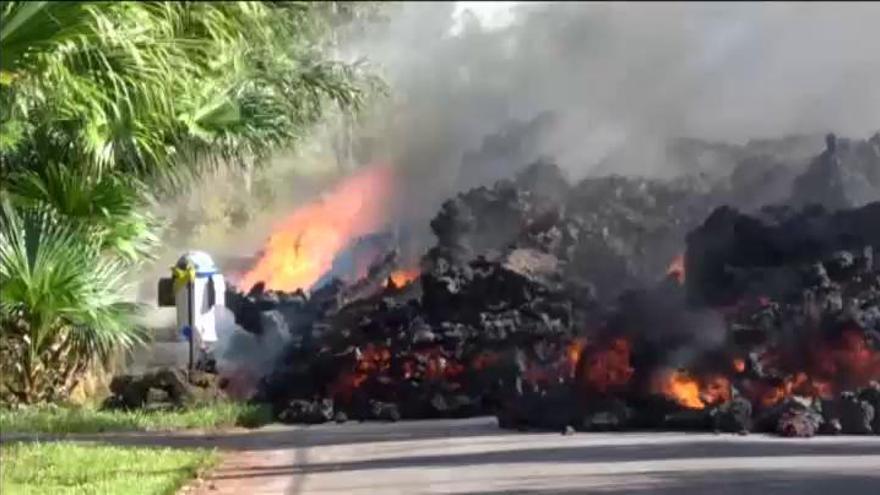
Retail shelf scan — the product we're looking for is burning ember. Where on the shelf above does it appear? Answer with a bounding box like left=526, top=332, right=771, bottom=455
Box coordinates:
left=240, top=165, right=394, bottom=292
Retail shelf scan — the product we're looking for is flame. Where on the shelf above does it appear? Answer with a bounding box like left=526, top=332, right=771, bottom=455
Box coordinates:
left=579, top=338, right=634, bottom=393
left=654, top=371, right=731, bottom=410
left=752, top=327, right=880, bottom=408
left=733, top=358, right=746, bottom=373
left=566, top=338, right=588, bottom=378
left=387, top=269, right=420, bottom=288
left=656, top=370, right=704, bottom=409
left=757, top=372, right=834, bottom=408
left=666, top=253, right=685, bottom=284
left=520, top=338, right=589, bottom=386
left=240, top=165, right=394, bottom=292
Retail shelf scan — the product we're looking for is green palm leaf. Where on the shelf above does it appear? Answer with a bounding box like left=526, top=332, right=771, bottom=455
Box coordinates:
left=0, top=199, right=146, bottom=403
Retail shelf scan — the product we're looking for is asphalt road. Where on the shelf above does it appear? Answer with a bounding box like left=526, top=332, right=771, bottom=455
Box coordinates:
left=179, top=417, right=880, bottom=494
left=7, top=417, right=879, bottom=494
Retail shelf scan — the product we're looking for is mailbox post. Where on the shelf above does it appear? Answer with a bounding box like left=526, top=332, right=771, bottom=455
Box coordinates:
left=158, top=251, right=225, bottom=372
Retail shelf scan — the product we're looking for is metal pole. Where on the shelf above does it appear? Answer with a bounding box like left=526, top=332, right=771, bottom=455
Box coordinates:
left=187, top=279, right=195, bottom=371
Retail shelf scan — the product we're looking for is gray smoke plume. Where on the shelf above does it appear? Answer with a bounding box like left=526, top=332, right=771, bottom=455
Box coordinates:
left=348, top=1, right=880, bottom=221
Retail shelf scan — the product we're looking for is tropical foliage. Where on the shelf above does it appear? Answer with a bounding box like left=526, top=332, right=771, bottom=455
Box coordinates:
left=0, top=1, right=382, bottom=404
left=0, top=200, right=142, bottom=403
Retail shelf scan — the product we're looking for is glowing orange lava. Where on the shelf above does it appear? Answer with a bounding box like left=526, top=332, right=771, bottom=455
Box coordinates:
left=240, top=165, right=394, bottom=292
left=752, top=328, right=880, bottom=409
left=387, top=269, right=420, bottom=288
left=757, top=372, right=833, bottom=408
left=667, top=253, right=686, bottom=284
left=579, top=338, right=635, bottom=393
left=352, top=344, right=392, bottom=387
left=402, top=347, right=465, bottom=383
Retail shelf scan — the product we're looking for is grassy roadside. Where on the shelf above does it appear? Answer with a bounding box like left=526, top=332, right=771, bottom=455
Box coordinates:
left=0, top=402, right=273, bottom=435
left=0, top=441, right=218, bottom=495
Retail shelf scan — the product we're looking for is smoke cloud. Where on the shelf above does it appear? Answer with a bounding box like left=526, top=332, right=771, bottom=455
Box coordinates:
left=141, top=2, right=880, bottom=300
left=348, top=1, right=880, bottom=218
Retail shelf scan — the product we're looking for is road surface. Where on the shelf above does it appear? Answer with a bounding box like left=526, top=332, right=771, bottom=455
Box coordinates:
left=6, top=417, right=880, bottom=494
left=191, top=418, right=880, bottom=494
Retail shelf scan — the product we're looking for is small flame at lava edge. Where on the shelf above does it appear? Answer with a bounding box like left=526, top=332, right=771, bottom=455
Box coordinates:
left=240, top=164, right=394, bottom=292
left=656, top=370, right=704, bottom=409
left=654, top=370, right=731, bottom=410
left=387, top=269, right=420, bottom=288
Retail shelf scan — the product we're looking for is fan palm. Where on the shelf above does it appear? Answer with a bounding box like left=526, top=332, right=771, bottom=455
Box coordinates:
left=5, top=164, right=161, bottom=262
left=0, top=200, right=145, bottom=404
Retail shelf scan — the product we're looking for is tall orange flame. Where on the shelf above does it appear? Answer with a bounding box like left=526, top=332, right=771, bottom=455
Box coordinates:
left=240, top=165, right=394, bottom=292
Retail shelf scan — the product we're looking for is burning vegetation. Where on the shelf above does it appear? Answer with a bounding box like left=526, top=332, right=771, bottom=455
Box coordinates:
left=239, top=165, right=395, bottom=292
left=225, top=132, right=880, bottom=436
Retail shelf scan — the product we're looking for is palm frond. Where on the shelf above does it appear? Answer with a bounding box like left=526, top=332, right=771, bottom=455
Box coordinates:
left=2, top=1, right=385, bottom=188
left=4, top=164, right=162, bottom=262
left=0, top=199, right=146, bottom=361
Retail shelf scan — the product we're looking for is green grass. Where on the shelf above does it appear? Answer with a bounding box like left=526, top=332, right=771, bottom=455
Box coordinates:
left=0, top=441, right=218, bottom=495
left=0, top=402, right=274, bottom=435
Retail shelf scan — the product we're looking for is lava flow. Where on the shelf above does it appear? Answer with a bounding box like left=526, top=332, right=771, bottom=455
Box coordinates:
left=240, top=164, right=394, bottom=292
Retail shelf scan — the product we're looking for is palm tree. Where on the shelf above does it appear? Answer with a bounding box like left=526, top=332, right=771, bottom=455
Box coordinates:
left=0, top=200, right=144, bottom=403
left=2, top=1, right=382, bottom=181
left=0, top=1, right=383, bottom=404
